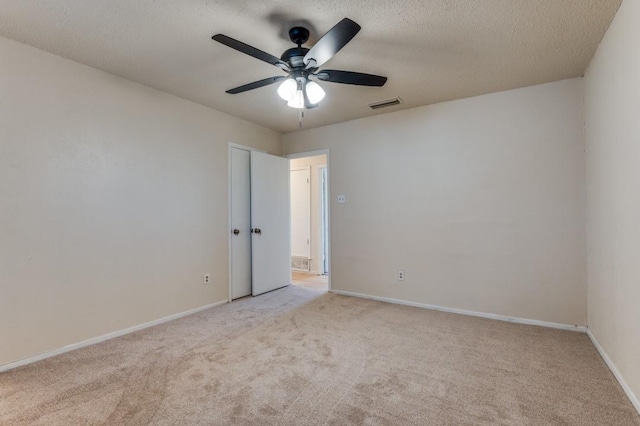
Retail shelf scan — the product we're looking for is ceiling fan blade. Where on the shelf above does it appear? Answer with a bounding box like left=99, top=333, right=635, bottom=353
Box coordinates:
left=314, top=70, right=387, bottom=86
left=226, top=76, right=287, bottom=94
left=212, top=34, right=290, bottom=71
left=303, top=18, right=361, bottom=69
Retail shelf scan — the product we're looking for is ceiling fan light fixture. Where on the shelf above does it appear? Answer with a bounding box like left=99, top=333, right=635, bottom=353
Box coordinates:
left=305, top=81, right=326, bottom=104
left=277, top=78, right=297, bottom=101
left=214, top=18, right=387, bottom=114
left=287, top=89, right=305, bottom=109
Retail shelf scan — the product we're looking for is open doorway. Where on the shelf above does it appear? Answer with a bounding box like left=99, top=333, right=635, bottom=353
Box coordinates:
left=288, top=152, right=329, bottom=291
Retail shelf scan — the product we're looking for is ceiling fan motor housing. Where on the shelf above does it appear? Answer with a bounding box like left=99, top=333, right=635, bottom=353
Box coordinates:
left=283, top=27, right=313, bottom=69
left=281, top=46, right=310, bottom=69
left=288, top=26, right=310, bottom=45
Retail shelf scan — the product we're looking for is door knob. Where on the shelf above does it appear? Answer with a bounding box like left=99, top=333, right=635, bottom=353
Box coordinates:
left=233, top=229, right=240, bottom=235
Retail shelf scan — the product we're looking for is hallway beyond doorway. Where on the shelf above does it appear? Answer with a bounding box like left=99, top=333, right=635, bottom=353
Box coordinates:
left=291, top=272, right=328, bottom=291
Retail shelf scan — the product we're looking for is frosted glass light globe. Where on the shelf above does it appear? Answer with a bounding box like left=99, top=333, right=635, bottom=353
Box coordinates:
left=305, top=81, right=326, bottom=104
left=287, top=89, right=304, bottom=109
left=277, top=78, right=297, bottom=101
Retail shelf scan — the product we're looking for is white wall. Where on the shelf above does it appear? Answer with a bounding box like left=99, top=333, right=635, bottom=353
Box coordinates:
left=0, top=37, right=281, bottom=366
left=283, top=79, right=586, bottom=326
left=290, top=155, right=327, bottom=274
left=584, top=0, right=640, bottom=409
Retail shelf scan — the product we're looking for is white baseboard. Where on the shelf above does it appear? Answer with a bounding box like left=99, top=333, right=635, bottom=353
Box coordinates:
left=330, top=290, right=587, bottom=332
left=587, top=330, right=640, bottom=415
left=0, top=300, right=228, bottom=373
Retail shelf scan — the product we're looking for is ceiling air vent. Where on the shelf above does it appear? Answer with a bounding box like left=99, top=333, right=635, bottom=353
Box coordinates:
left=369, top=97, right=403, bottom=110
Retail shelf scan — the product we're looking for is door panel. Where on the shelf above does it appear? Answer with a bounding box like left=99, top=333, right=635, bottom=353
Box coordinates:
left=251, top=151, right=291, bottom=296
left=230, top=147, right=252, bottom=299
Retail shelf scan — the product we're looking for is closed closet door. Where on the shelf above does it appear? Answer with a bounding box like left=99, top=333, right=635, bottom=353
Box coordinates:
left=230, top=147, right=252, bottom=299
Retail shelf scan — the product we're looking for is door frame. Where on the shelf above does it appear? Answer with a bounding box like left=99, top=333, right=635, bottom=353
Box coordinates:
left=227, top=142, right=266, bottom=303
left=284, top=149, right=331, bottom=291
left=319, top=165, right=328, bottom=275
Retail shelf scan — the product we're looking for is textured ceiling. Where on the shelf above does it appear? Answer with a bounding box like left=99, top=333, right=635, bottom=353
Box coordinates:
left=0, top=0, right=622, bottom=133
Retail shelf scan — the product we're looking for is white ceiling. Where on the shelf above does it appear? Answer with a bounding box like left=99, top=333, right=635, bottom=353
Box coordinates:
left=0, top=0, right=622, bottom=133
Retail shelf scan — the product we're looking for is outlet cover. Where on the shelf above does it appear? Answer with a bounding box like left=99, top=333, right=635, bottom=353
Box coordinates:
left=337, top=195, right=346, bottom=203
left=397, top=270, right=405, bottom=281
left=204, top=274, right=211, bottom=285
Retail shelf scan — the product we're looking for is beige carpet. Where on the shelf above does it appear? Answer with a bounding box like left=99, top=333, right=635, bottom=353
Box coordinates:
left=1, top=286, right=638, bottom=425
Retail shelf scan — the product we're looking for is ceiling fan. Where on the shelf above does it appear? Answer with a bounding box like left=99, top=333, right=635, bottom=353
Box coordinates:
left=212, top=18, right=387, bottom=109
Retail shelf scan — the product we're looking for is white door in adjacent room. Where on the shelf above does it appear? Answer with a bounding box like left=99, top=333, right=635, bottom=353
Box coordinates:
left=290, top=167, right=311, bottom=259
left=250, top=151, right=291, bottom=296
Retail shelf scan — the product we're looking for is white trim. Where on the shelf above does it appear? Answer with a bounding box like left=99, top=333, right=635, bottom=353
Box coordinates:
left=285, top=149, right=328, bottom=160
left=228, top=142, right=266, bottom=153
left=228, top=145, right=233, bottom=302
left=318, top=165, right=328, bottom=276
left=587, top=329, right=640, bottom=415
left=330, top=290, right=587, bottom=332
left=0, top=300, right=228, bottom=373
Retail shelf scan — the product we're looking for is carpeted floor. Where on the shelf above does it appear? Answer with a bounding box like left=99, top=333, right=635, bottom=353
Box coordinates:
left=1, top=286, right=638, bottom=425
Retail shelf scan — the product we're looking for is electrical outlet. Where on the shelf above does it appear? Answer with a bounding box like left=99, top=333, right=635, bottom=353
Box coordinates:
left=397, top=270, right=405, bottom=281
left=204, top=274, right=210, bottom=285
left=337, top=194, right=346, bottom=203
